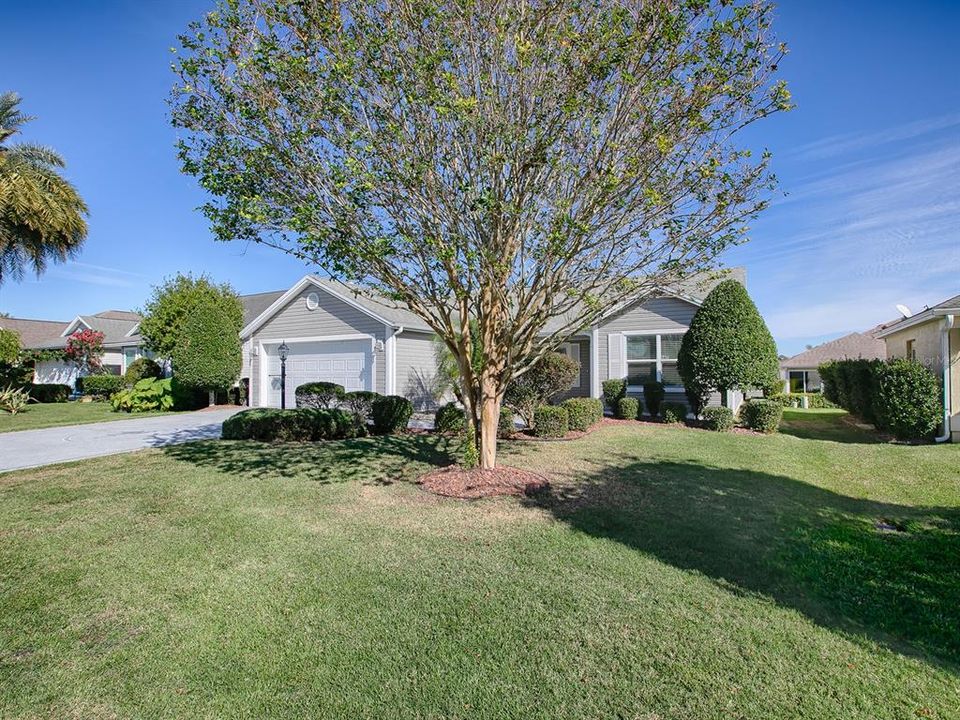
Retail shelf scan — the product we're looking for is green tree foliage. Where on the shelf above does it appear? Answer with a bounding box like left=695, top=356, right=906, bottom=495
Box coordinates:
left=172, top=0, right=788, bottom=467
left=0, top=92, right=88, bottom=284
left=171, top=299, right=242, bottom=404
left=0, top=327, right=20, bottom=364
left=677, top=280, right=779, bottom=404
left=140, top=273, right=243, bottom=359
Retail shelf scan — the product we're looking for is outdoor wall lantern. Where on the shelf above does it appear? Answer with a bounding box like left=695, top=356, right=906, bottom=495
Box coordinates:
left=278, top=341, right=289, bottom=409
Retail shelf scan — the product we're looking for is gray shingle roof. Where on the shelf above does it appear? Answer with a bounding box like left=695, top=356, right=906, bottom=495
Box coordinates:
left=0, top=317, right=69, bottom=349
left=33, top=311, right=142, bottom=349
left=780, top=327, right=887, bottom=370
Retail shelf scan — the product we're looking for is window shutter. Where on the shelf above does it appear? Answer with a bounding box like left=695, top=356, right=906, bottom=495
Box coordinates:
left=567, top=343, right=581, bottom=388
left=608, top=333, right=624, bottom=381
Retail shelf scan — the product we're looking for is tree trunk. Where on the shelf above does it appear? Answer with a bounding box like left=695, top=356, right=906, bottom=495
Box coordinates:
left=209, top=389, right=216, bottom=407
left=478, top=392, right=501, bottom=470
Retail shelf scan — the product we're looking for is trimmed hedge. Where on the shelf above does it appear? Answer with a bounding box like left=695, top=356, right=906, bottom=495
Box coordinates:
left=602, top=378, right=626, bottom=412
left=643, top=381, right=665, bottom=418
left=702, top=406, right=735, bottom=432
left=820, top=358, right=942, bottom=440
left=562, top=397, right=603, bottom=431
left=372, top=395, right=413, bottom=434
left=740, top=399, right=783, bottom=434
left=615, top=396, right=640, bottom=420
left=79, top=374, right=125, bottom=400
left=768, top=392, right=834, bottom=409
left=222, top=408, right=364, bottom=442
left=874, top=359, right=943, bottom=440
left=29, top=383, right=71, bottom=403
left=533, top=404, right=568, bottom=438
left=295, top=381, right=345, bottom=409
left=434, top=402, right=466, bottom=434
left=342, top=390, right=379, bottom=421
left=661, top=401, right=688, bottom=424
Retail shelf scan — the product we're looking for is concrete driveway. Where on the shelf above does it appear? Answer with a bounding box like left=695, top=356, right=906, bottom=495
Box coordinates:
left=0, top=408, right=242, bottom=473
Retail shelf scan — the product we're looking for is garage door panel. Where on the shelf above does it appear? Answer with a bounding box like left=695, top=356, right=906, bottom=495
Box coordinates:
left=262, top=339, right=372, bottom=407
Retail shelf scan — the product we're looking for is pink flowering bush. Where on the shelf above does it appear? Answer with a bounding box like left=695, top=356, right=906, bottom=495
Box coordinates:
left=65, top=329, right=105, bottom=373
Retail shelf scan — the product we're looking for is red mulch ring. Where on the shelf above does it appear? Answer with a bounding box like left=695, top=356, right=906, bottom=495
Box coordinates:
left=418, top=465, right=550, bottom=499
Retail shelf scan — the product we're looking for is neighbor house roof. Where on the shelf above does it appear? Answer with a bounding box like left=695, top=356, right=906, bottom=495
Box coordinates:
left=32, top=311, right=143, bottom=350
left=875, top=292, right=960, bottom=338
left=0, top=317, right=69, bottom=349
left=780, top=322, right=892, bottom=370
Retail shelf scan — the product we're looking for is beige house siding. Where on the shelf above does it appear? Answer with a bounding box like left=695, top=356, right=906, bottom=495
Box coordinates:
left=395, top=330, right=444, bottom=410
left=248, top=286, right=386, bottom=406
left=884, top=319, right=960, bottom=441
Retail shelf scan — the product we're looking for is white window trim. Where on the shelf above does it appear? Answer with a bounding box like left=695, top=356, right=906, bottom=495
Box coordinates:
left=621, top=329, right=686, bottom=391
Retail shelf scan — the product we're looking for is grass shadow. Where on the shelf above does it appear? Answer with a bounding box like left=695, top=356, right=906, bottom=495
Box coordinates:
left=163, top=432, right=458, bottom=486
left=526, top=454, right=960, bottom=670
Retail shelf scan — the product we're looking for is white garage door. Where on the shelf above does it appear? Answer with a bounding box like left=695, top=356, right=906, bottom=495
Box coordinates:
left=263, top=339, right=372, bottom=408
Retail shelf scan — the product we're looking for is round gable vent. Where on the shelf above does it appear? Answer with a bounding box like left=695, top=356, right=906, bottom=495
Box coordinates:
left=305, top=292, right=320, bottom=310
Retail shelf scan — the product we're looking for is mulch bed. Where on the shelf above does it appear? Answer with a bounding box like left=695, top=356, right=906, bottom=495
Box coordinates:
left=418, top=465, right=550, bottom=499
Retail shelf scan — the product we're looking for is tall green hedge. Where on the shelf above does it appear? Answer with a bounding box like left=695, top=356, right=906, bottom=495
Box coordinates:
left=819, top=358, right=942, bottom=440
left=171, top=299, right=242, bottom=401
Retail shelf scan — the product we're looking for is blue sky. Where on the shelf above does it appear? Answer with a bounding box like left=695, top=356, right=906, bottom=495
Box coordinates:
left=2, top=1, right=958, bottom=356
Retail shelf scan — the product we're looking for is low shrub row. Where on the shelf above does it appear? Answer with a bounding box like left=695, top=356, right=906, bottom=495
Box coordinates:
left=661, top=401, right=687, bottom=424
left=28, top=383, right=71, bottom=403
left=702, top=406, right=735, bottom=432
left=222, top=408, right=365, bottom=442
left=616, top=396, right=640, bottom=420
left=78, top=374, right=125, bottom=399
left=533, top=404, right=568, bottom=438
left=768, top=392, right=834, bottom=409
left=372, top=395, right=414, bottom=434
left=820, top=358, right=942, bottom=440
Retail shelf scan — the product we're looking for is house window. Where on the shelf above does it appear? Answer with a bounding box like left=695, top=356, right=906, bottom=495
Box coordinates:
left=788, top=370, right=807, bottom=393
left=625, top=332, right=684, bottom=388
left=906, top=339, right=916, bottom=361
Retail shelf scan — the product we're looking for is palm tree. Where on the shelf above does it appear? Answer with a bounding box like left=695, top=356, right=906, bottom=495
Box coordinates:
left=0, top=92, right=88, bottom=285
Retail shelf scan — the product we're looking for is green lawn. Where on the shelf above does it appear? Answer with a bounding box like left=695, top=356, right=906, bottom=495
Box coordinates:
left=0, top=401, right=174, bottom=433
left=1, top=411, right=958, bottom=718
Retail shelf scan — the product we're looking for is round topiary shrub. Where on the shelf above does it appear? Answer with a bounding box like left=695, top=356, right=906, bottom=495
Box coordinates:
left=740, top=399, right=783, bottom=434
left=562, top=397, right=602, bottom=431
left=615, top=396, right=640, bottom=420
left=125, top=357, right=163, bottom=384
left=661, top=401, right=688, bottom=424
left=372, top=394, right=414, bottom=434
left=602, top=378, right=626, bottom=412
left=295, top=381, right=345, bottom=409
left=702, top=406, right=735, bottom=432
left=533, top=404, right=568, bottom=438
left=434, top=402, right=466, bottom=434
left=643, top=381, right=665, bottom=418
left=874, top=359, right=942, bottom=441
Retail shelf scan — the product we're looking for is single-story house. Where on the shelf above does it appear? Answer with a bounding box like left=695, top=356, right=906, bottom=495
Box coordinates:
left=876, top=293, right=960, bottom=442
left=778, top=323, right=889, bottom=393
left=239, top=269, right=747, bottom=410
left=31, top=310, right=151, bottom=386
left=0, top=316, right=69, bottom=351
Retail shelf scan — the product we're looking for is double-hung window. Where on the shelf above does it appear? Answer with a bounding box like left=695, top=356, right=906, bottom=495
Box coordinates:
left=625, top=332, right=684, bottom=388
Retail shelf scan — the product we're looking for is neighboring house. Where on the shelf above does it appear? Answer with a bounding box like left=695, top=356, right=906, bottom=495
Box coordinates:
left=876, top=293, right=960, bottom=442
left=779, top=323, right=890, bottom=393
left=0, top=316, right=68, bottom=350
left=31, top=310, right=149, bottom=386
left=239, top=269, right=747, bottom=411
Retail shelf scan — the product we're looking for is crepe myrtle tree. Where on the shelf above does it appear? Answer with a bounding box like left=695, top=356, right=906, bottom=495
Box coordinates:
left=171, top=0, right=789, bottom=468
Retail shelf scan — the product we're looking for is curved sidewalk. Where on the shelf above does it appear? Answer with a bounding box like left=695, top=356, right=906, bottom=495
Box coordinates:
left=0, top=408, right=241, bottom=473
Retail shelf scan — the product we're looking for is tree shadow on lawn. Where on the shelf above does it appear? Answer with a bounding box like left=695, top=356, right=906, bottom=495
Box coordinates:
left=163, top=433, right=457, bottom=486
left=524, top=453, right=960, bottom=671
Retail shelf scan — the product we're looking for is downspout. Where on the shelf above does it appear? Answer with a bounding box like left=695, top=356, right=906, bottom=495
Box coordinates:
left=935, top=314, right=954, bottom=443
